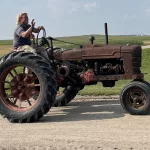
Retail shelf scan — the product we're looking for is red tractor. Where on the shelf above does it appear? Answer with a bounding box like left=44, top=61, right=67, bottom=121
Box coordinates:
left=0, top=23, right=149, bottom=123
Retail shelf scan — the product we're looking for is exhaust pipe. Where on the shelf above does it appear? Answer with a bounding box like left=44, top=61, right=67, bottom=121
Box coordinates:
left=104, top=23, right=109, bottom=44
left=57, top=66, right=70, bottom=77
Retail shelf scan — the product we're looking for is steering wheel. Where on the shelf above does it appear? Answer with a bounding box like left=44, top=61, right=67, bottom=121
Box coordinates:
left=36, top=28, right=47, bottom=46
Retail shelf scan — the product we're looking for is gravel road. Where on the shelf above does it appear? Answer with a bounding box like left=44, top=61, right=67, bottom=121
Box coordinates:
left=142, top=45, right=150, bottom=49
left=0, top=96, right=150, bottom=150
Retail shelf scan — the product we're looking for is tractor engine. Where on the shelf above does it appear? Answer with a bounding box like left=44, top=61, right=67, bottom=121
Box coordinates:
left=93, top=59, right=124, bottom=75
left=56, top=59, right=124, bottom=87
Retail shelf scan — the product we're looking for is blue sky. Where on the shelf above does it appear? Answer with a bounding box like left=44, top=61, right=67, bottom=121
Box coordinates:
left=1, top=0, right=150, bottom=39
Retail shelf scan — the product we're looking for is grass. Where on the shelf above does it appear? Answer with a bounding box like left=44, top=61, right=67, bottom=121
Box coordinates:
left=1, top=34, right=150, bottom=47
left=0, top=35, right=150, bottom=96
left=43, top=35, right=150, bottom=49
left=0, top=45, right=12, bottom=55
left=0, top=40, right=13, bottom=45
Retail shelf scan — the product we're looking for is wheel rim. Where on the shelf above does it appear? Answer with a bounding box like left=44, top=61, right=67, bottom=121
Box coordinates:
left=0, top=65, right=41, bottom=112
left=126, top=89, right=146, bottom=110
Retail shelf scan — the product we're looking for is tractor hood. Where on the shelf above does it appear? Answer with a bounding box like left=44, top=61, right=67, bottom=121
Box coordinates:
left=54, top=44, right=141, bottom=60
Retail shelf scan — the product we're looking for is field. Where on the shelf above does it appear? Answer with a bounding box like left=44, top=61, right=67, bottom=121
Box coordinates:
left=0, top=35, right=150, bottom=95
left=1, top=34, right=150, bottom=48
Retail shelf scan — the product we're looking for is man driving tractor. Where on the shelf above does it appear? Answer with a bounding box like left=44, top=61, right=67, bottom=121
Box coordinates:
left=13, top=12, right=44, bottom=51
left=13, top=12, right=97, bottom=84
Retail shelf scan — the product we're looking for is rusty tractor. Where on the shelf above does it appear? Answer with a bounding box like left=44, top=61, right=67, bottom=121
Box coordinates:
left=0, top=23, right=150, bottom=123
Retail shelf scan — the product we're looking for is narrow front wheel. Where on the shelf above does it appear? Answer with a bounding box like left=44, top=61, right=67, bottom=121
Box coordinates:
left=120, top=81, right=150, bottom=115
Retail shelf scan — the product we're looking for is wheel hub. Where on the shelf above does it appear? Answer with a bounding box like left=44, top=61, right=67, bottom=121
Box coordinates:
left=10, top=74, right=36, bottom=100
left=129, top=91, right=145, bottom=109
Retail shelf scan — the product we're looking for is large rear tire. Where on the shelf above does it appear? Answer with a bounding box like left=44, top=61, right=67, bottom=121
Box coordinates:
left=120, top=81, right=150, bottom=115
left=0, top=51, right=57, bottom=123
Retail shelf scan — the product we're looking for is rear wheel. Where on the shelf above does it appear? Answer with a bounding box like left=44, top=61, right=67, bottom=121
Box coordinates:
left=54, top=86, right=79, bottom=107
left=120, top=81, right=150, bottom=115
left=0, top=51, right=57, bottom=123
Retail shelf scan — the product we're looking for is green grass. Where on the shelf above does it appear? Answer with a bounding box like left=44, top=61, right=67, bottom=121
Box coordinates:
left=1, top=34, right=150, bottom=47
left=53, top=34, right=150, bottom=44
left=48, top=35, right=150, bottom=49
left=0, top=40, right=13, bottom=45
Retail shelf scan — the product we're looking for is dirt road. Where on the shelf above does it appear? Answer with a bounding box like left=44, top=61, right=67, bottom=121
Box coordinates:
left=142, top=45, right=150, bottom=49
left=0, top=97, right=150, bottom=150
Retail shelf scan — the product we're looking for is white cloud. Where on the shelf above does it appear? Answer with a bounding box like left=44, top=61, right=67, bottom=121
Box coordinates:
left=47, top=0, right=70, bottom=17
left=68, top=8, right=78, bottom=14
left=84, top=2, right=97, bottom=12
left=123, top=14, right=128, bottom=20
left=145, top=8, right=150, bottom=16
left=47, top=0, right=97, bottom=18
left=123, top=14, right=137, bottom=20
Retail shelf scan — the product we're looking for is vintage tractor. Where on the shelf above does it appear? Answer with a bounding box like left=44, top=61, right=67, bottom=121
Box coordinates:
left=0, top=23, right=150, bottom=123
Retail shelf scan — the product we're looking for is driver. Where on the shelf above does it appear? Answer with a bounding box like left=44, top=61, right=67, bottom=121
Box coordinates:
left=13, top=12, right=44, bottom=51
